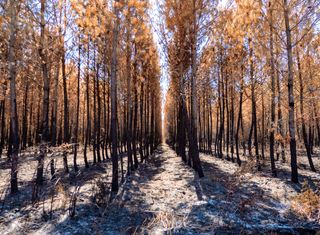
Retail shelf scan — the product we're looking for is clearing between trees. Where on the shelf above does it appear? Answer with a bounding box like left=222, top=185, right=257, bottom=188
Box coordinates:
left=0, top=144, right=319, bottom=234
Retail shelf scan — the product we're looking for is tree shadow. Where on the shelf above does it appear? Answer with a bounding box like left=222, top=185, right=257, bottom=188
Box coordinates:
left=180, top=157, right=320, bottom=234
left=0, top=160, right=109, bottom=220
left=201, top=148, right=320, bottom=193
left=0, top=146, right=166, bottom=234
left=45, top=146, right=167, bottom=234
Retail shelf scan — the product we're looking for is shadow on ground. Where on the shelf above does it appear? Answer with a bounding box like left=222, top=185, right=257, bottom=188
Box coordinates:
left=46, top=147, right=167, bottom=234
left=177, top=159, right=319, bottom=234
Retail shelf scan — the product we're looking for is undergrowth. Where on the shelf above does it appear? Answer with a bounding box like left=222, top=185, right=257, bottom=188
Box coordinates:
left=291, top=180, right=320, bottom=222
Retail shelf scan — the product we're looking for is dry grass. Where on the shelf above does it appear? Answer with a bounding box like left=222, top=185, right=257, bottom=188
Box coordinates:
left=139, top=210, right=188, bottom=234
left=147, top=211, right=176, bottom=232
left=91, top=179, right=110, bottom=216
left=291, top=180, right=320, bottom=222
left=91, top=179, right=110, bottom=207
left=235, top=157, right=258, bottom=175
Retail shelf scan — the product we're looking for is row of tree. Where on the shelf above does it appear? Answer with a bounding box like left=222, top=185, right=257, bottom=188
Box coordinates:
left=164, top=0, right=320, bottom=182
left=0, top=0, right=162, bottom=194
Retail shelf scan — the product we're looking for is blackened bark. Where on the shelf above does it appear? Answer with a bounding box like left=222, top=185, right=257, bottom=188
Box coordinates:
left=132, top=61, right=139, bottom=168
left=21, top=82, right=29, bottom=149
left=0, top=100, right=5, bottom=158
left=96, top=62, right=102, bottom=163
left=297, top=51, right=316, bottom=172
left=139, top=82, right=144, bottom=163
left=37, top=0, right=49, bottom=186
left=284, top=0, right=298, bottom=183
left=269, top=4, right=277, bottom=176
left=51, top=61, right=60, bottom=146
left=8, top=0, right=19, bottom=193
left=84, top=42, right=90, bottom=168
left=235, top=78, right=243, bottom=166
left=111, top=1, right=120, bottom=195
left=73, top=41, right=81, bottom=172
left=62, top=49, right=69, bottom=143
left=126, top=29, right=133, bottom=173
left=249, top=38, right=260, bottom=170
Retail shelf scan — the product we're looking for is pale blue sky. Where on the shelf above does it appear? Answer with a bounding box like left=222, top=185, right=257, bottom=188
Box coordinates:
left=148, top=0, right=228, bottom=118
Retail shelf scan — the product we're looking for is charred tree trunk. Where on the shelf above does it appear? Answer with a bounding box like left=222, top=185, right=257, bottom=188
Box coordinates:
left=37, top=0, right=49, bottom=186
left=132, top=60, right=139, bottom=169
left=62, top=47, right=69, bottom=143
left=111, top=1, right=120, bottom=195
left=73, top=41, right=81, bottom=172
left=8, top=0, right=19, bottom=193
left=0, top=100, right=5, bottom=158
left=249, top=38, right=260, bottom=170
left=51, top=60, right=60, bottom=146
left=96, top=62, right=102, bottom=163
left=126, top=30, right=133, bottom=174
left=21, top=82, right=29, bottom=149
left=84, top=42, right=90, bottom=169
left=235, top=77, right=243, bottom=166
left=284, top=0, right=298, bottom=183
left=297, top=51, right=316, bottom=172
left=139, top=82, right=144, bottom=163
left=269, top=4, right=277, bottom=176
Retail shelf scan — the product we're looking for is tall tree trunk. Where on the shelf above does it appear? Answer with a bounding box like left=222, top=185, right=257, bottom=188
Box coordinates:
left=28, top=90, right=34, bottom=146
left=132, top=59, right=139, bottom=169
left=62, top=48, right=69, bottom=143
left=230, top=76, right=235, bottom=162
left=283, top=0, right=298, bottom=183
left=40, top=1, right=50, bottom=143
left=261, top=88, right=266, bottom=160
left=103, top=64, right=108, bottom=160
left=96, top=61, right=102, bottom=163
left=214, top=102, right=219, bottom=156
left=51, top=60, right=60, bottom=146
left=139, top=82, right=144, bottom=163
left=297, top=51, right=316, bottom=172
left=269, top=3, right=277, bottom=176
left=107, top=76, right=111, bottom=159
left=0, top=100, right=6, bottom=158
left=208, top=100, right=213, bottom=154
left=275, top=47, right=285, bottom=163
left=126, top=27, right=133, bottom=174
left=150, top=95, right=155, bottom=154
left=145, top=83, right=150, bottom=158
left=37, top=0, right=49, bottom=186
left=8, top=0, right=19, bottom=193
left=312, top=99, right=320, bottom=147
left=177, top=57, right=187, bottom=162
left=249, top=37, right=260, bottom=170
left=235, top=77, right=243, bottom=166
left=189, top=0, right=204, bottom=177
left=92, top=48, right=97, bottom=164
left=84, top=41, right=90, bottom=168
left=21, top=82, right=29, bottom=149
left=102, top=41, right=109, bottom=160
left=218, top=51, right=225, bottom=159
left=73, top=41, right=81, bottom=172
left=111, top=0, right=120, bottom=195
left=225, top=72, right=230, bottom=160
left=36, top=95, right=41, bottom=144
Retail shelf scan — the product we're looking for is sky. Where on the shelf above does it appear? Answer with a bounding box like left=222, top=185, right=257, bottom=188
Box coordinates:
left=148, top=0, right=228, bottom=119
left=149, top=0, right=169, bottom=123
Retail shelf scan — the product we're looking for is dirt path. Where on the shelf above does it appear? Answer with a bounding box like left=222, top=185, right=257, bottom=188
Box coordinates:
left=92, top=144, right=203, bottom=234
left=1, top=144, right=319, bottom=234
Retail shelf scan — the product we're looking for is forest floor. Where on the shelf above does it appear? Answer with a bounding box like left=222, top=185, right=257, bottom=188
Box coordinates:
left=0, top=144, right=319, bottom=234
